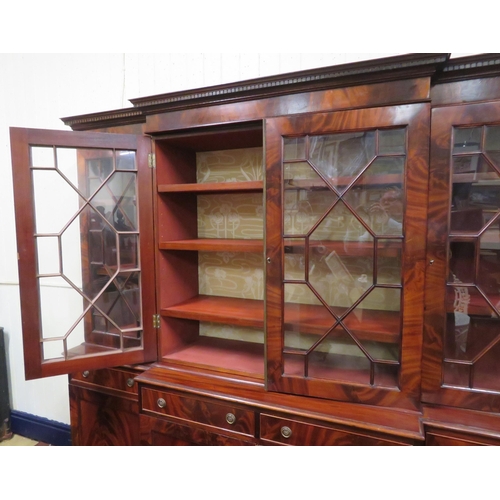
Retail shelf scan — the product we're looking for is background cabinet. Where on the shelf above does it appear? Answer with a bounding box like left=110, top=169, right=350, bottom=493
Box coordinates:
left=10, top=53, right=500, bottom=445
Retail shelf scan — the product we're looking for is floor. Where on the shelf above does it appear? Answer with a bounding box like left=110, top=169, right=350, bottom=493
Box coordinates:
left=0, top=434, right=49, bottom=446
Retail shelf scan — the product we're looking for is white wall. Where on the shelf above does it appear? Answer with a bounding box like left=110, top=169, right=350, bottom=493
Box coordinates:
left=0, top=52, right=474, bottom=425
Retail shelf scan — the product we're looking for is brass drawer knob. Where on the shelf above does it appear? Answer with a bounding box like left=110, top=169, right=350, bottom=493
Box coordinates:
left=226, top=412, right=236, bottom=425
left=281, top=426, right=292, bottom=439
left=82, top=370, right=90, bottom=378
left=126, top=378, right=134, bottom=388
left=157, top=398, right=166, bottom=409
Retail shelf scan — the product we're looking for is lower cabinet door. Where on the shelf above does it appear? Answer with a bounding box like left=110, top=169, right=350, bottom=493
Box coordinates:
left=69, top=384, right=139, bottom=446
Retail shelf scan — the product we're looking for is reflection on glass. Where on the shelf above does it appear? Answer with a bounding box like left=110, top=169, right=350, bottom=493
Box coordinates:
left=31, top=147, right=142, bottom=361
left=453, top=127, right=482, bottom=154
left=281, top=129, right=405, bottom=388
left=309, top=132, right=376, bottom=193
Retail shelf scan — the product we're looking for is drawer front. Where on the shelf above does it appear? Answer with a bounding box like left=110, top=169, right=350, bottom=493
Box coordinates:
left=260, top=414, right=405, bottom=446
left=425, top=429, right=494, bottom=446
left=141, top=388, right=256, bottom=438
left=140, top=415, right=254, bottom=446
left=71, top=368, right=139, bottom=396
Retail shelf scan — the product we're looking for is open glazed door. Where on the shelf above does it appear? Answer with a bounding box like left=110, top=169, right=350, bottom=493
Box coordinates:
left=10, top=128, right=157, bottom=379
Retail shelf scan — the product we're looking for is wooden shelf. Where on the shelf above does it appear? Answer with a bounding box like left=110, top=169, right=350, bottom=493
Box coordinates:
left=162, top=336, right=264, bottom=378
left=158, top=180, right=263, bottom=194
left=159, top=239, right=264, bottom=253
left=161, top=295, right=400, bottom=344
left=161, top=295, right=264, bottom=328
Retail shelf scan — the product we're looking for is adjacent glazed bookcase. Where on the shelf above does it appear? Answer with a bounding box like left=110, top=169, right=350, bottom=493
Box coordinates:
left=154, top=124, right=267, bottom=379
left=423, top=100, right=500, bottom=412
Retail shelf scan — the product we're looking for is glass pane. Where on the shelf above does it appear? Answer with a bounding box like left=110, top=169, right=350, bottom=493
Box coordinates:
left=284, top=189, right=335, bottom=236
left=453, top=127, right=482, bottom=154
left=284, top=137, right=306, bottom=160
left=378, top=128, right=406, bottom=155
left=32, top=169, right=83, bottom=234
left=377, top=239, right=402, bottom=285
left=92, top=172, right=138, bottom=231
left=451, top=156, right=500, bottom=233
left=120, top=234, right=139, bottom=269
left=31, top=147, right=143, bottom=361
left=30, top=146, right=54, bottom=168
left=39, top=276, right=89, bottom=341
left=449, top=241, right=475, bottom=284
left=116, top=150, right=136, bottom=170
left=309, top=212, right=373, bottom=313
left=284, top=238, right=305, bottom=281
left=284, top=161, right=321, bottom=182
left=36, top=236, right=60, bottom=275
left=43, top=340, right=65, bottom=361
left=478, top=225, right=500, bottom=311
left=309, top=131, right=376, bottom=193
left=485, top=126, right=500, bottom=168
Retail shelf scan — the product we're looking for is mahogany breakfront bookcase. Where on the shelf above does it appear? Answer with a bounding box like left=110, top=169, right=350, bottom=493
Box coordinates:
left=10, top=53, right=500, bottom=445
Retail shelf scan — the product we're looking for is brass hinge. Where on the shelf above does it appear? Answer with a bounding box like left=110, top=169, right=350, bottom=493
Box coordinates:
left=153, top=314, right=160, bottom=329
left=148, top=153, right=156, bottom=168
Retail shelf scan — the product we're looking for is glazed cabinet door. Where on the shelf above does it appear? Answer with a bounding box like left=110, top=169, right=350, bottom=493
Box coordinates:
left=423, top=101, right=500, bottom=412
left=10, top=128, right=157, bottom=379
left=265, top=104, right=430, bottom=409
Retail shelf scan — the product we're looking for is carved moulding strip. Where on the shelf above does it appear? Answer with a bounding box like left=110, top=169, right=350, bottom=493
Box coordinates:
left=61, top=108, right=145, bottom=131
left=435, top=53, right=500, bottom=83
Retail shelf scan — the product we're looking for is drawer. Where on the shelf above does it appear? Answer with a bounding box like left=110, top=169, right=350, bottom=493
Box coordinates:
left=260, top=414, right=405, bottom=446
left=140, top=415, right=254, bottom=446
left=425, top=429, right=494, bottom=446
left=71, top=368, right=139, bottom=396
left=141, top=387, right=256, bottom=438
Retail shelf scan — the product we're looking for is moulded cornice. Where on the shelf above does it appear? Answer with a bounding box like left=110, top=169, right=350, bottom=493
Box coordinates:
left=434, top=53, right=500, bottom=83
left=61, top=108, right=145, bottom=131
left=62, top=53, right=451, bottom=130
left=128, top=53, right=450, bottom=113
